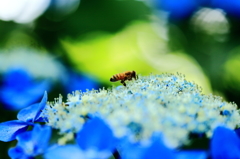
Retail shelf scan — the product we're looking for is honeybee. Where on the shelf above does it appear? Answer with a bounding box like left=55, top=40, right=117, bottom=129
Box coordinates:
left=110, top=71, right=137, bottom=86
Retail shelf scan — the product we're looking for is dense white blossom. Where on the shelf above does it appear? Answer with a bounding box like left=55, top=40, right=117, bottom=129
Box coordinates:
left=43, top=73, right=240, bottom=147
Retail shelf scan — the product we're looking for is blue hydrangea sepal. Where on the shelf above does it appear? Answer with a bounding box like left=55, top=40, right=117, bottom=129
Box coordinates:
left=17, top=91, right=47, bottom=122
left=76, top=117, right=118, bottom=152
left=8, top=124, right=51, bottom=158
left=44, top=145, right=84, bottom=159
left=210, top=126, right=240, bottom=159
left=176, top=150, right=207, bottom=159
left=0, top=120, right=33, bottom=142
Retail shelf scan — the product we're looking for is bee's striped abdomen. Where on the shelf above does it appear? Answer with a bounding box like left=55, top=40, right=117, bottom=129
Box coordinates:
left=110, top=73, right=125, bottom=82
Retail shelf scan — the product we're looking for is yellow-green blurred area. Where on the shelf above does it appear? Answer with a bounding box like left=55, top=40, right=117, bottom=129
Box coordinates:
left=224, top=47, right=240, bottom=91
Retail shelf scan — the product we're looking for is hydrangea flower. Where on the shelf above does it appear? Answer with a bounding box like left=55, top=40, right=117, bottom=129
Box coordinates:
left=153, top=0, right=200, bottom=20
left=212, top=0, right=240, bottom=18
left=44, top=117, right=118, bottom=159
left=64, top=70, right=99, bottom=94
left=3, top=73, right=240, bottom=159
left=43, top=73, right=240, bottom=148
left=8, top=124, right=51, bottom=159
left=0, top=91, right=47, bottom=142
left=0, top=68, right=50, bottom=110
left=120, top=136, right=207, bottom=159
left=151, top=0, right=240, bottom=20
left=119, top=135, right=176, bottom=159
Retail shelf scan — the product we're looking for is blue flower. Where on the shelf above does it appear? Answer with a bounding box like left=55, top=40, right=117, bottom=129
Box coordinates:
left=64, top=70, right=99, bottom=94
left=45, top=145, right=85, bottom=159
left=212, top=0, right=240, bottom=18
left=0, top=68, right=51, bottom=110
left=153, top=0, right=200, bottom=20
left=210, top=126, right=240, bottom=159
left=44, top=117, right=119, bottom=159
left=0, top=92, right=47, bottom=142
left=120, top=136, right=207, bottom=159
left=120, top=137, right=176, bottom=159
left=76, top=118, right=117, bottom=152
left=176, top=151, right=207, bottom=159
left=8, top=124, right=51, bottom=159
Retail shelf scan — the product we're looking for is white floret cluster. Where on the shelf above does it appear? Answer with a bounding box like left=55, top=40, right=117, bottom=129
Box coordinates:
left=43, top=73, right=240, bottom=147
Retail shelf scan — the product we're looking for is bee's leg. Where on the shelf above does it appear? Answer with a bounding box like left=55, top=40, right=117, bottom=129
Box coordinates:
left=132, top=71, right=137, bottom=80
left=121, top=80, right=126, bottom=86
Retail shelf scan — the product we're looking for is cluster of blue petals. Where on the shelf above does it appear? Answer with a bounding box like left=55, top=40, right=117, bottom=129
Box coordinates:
left=0, top=67, right=99, bottom=111
left=0, top=68, right=50, bottom=110
left=0, top=91, right=47, bottom=142
left=64, top=70, right=99, bottom=94
left=8, top=124, right=51, bottom=159
left=43, top=123, right=240, bottom=159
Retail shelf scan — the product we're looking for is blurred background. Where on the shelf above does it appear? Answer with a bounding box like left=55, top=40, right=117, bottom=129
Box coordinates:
left=1, top=0, right=240, bottom=158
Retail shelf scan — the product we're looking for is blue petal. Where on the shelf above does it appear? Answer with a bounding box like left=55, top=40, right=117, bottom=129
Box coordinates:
left=17, top=103, right=39, bottom=122
left=141, top=139, right=176, bottom=159
left=76, top=118, right=117, bottom=152
left=212, top=0, right=240, bottom=18
left=8, top=146, right=26, bottom=159
left=16, top=131, right=34, bottom=156
left=0, top=81, right=50, bottom=110
left=0, top=88, right=38, bottom=110
left=32, top=91, right=48, bottom=122
left=15, top=124, right=51, bottom=156
left=119, top=140, right=146, bottom=159
left=31, top=124, right=51, bottom=153
left=64, top=71, right=99, bottom=93
left=0, top=67, right=50, bottom=111
left=44, top=145, right=84, bottom=159
left=0, top=120, right=32, bottom=142
left=154, top=0, right=199, bottom=20
left=120, top=137, right=176, bottom=159
left=235, top=128, right=240, bottom=138
left=176, top=150, right=207, bottom=159
left=2, top=68, right=32, bottom=89
left=17, top=91, right=48, bottom=122
left=210, top=126, right=240, bottom=159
